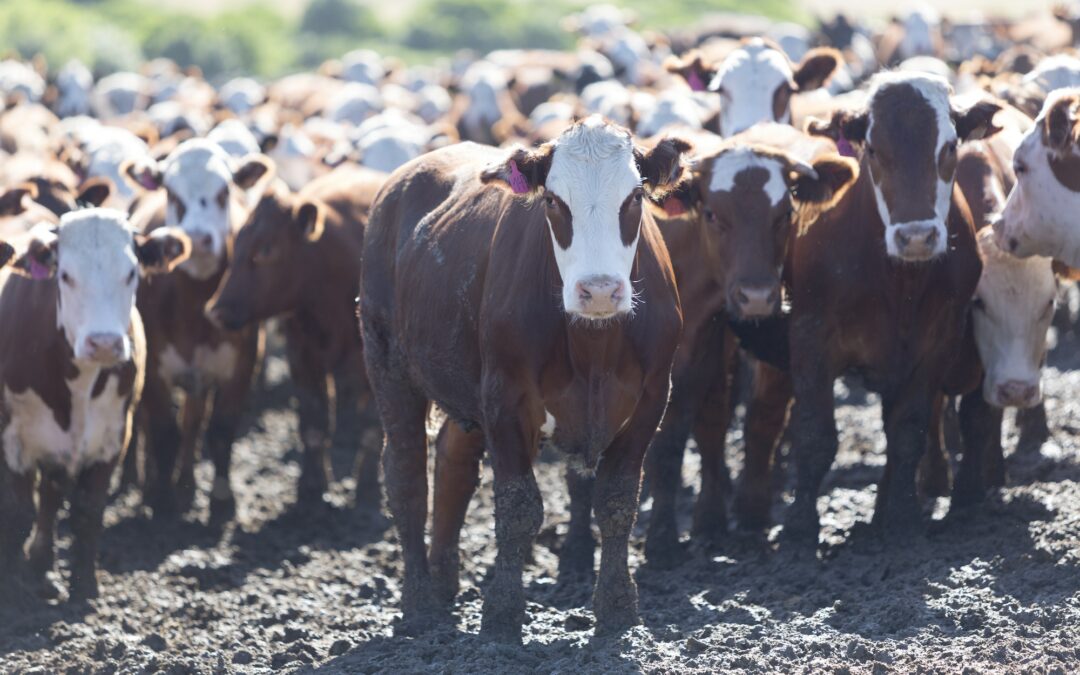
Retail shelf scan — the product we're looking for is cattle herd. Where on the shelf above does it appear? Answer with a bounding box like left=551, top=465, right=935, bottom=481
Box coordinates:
left=1, top=1, right=1080, bottom=650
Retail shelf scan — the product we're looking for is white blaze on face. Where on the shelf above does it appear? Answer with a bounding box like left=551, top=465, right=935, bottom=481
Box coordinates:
left=709, top=147, right=787, bottom=205
left=972, top=229, right=1055, bottom=408
left=544, top=117, right=641, bottom=318
left=865, top=73, right=954, bottom=259
left=998, top=90, right=1080, bottom=266
left=53, top=210, right=139, bottom=364
left=711, top=39, right=794, bottom=137
left=161, top=139, right=236, bottom=279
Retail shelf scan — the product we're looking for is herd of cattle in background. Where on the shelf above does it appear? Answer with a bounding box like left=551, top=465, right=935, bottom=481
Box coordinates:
left=3, top=0, right=1080, bottom=645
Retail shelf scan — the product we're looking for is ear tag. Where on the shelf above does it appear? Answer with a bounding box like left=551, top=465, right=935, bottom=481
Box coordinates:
left=138, top=170, right=158, bottom=191
left=836, top=132, right=856, bottom=158
left=29, top=258, right=50, bottom=280
left=663, top=196, right=687, bottom=217
left=508, top=160, right=530, bottom=195
left=687, top=70, right=705, bottom=92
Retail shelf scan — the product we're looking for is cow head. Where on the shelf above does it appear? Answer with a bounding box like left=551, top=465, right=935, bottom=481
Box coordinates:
left=9, top=209, right=190, bottom=365
left=809, top=73, right=1001, bottom=262
left=972, top=228, right=1055, bottom=409
left=661, top=133, right=858, bottom=319
left=667, top=39, right=842, bottom=137
left=207, top=179, right=324, bottom=331
left=121, top=139, right=273, bottom=280
left=482, top=115, right=689, bottom=321
left=995, top=89, right=1080, bottom=266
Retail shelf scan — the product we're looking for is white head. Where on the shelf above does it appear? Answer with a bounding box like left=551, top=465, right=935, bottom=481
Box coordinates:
left=8, top=209, right=190, bottom=364
left=481, top=115, right=689, bottom=320
left=122, top=139, right=272, bottom=279
left=668, top=39, right=841, bottom=138
left=996, top=89, right=1080, bottom=266
left=972, top=228, right=1056, bottom=408
left=809, top=72, right=1001, bottom=261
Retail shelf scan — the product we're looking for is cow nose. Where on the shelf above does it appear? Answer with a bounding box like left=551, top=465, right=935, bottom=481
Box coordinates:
left=1008, top=237, right=1019, bottom=253
left=575, top=275, right=625, bottom=317
left=191, top=233, right=213, bottom=253
left=205, top=303, right=245, bottom=331
left=894, top=224, right=940, bottom=261
left=732, top=282, right=780, bottom=319
left=996, top=380, right=1039, bottom=408
left=85, top=333, right=125, bottom=363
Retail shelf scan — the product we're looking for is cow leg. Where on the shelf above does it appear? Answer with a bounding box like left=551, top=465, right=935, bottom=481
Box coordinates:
left=284, top=320, right=332, bottom=504
left=0, top=461, right=35, bottom=598
left=26, top=471, right=64, bottom=599
left=141, top=375, right=182, bottom=520
left=175, top=390, right=208, bottom=515
left=205, top=330, right=261, bottom=524
left=592, top=380, right=671, bottom=636
left=558, top=466, right=595, bottom=582
left=429, top=420, right=484, bottom=606
left=734, top=361, right=792, bottom=531
left=782, top=342, right=837, bottom=550
left=951, top=391, right=1002, bottom=509
left=479, top=397, right=543, bottom=644
left=690, top=348, right=737, bottom=546
left=340, top=360, right=383, bottom=511
left=68, top=459, right=116, bottom=601
left=875, top=388, right=934, bottom=540
left=1015, top=403, right=1049, bottom=455
left=118, top=429, right=140, bottom=493
left=917, top=394, right=952, bottom=502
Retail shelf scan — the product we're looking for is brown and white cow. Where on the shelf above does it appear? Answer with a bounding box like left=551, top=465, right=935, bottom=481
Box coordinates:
left=773, top=72, right=997, bottom=545
left=666, top=38, right=842, bottom=137
left=207, top=165, right=387, bottom=506
left=0, top=210, right=188, bottom=602
left=361, top=116, right=686, bottom=640
left=122, top=139, right=271, bottom=522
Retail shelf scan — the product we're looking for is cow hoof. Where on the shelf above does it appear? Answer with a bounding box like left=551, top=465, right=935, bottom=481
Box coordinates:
left=643, top=530, right=685, bottom=569
left=690, top=519, right=727, bottom=549
left=593, top=580, right=639, bottom=637
left=68, top=578, right=99, bottom=603
left=209, top=495, right=237, bottom=526
left=149, top=495, right=179, bottom=522
left=733, top=493, right=772, bottom=533
left=176, top=479, right=196, bottom=514
left=392, top=608, right=452, bottom=637
left=297, top=472, right=329, bottom=505
left=594, top=609, right=639, bottom=637
left=478, top=619, right=523, bottom=644
left=950, top=486, right=985, bottom=512
left=557, top=537, right=596, bottom=583
left=429, top=557, right=460, bottom=607
left=34, top=575, right=64, bottom=601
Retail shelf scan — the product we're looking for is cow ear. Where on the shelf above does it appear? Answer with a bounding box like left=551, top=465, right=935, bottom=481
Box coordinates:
left=1052, top=259, right=1080, bottom=281
left=480, top=144, right=553, bottom=197
left=135, top=227, right=191, bottom=275
left=792, top=47, right=842, bottom=92
left=664, top=51, right=718, bottom=93
left=0, top=183, right=38, bottom=216
left=787, top=154, right=859, bottom=207
left=647, top=176, right=700, bottom=219
left=953, top=99, right=1002, bottom=142
left=233, top=153, right=275, bottom=190
left=807, top=108, right=868, bottom=146
left=75, top=177, right=112, bottom=207
left=121, top=157, right=163, bottom=192
left=9, top=224, right=59, bottom=280
left=1042, top=95, right=1080, bottom=151
left=636, top=137, right=693, bottom=197
left=294, top=201, right=326, bottom=242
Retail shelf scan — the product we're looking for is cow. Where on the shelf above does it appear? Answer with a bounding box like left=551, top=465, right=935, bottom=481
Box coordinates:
left=207, top=165, right=387, bottom=507
left=360, top=116, right=687, bottom=641
left=121, top=139, right=271, bottom=522
left=774, top=72, right=998, bottom=546
left=0, top=209, right=189, bottom=602
left=665, top=38, right=842, bottom=137
left=623, top=125, right=859, bottom=566
left=995, top=88, right=1080, bottom=268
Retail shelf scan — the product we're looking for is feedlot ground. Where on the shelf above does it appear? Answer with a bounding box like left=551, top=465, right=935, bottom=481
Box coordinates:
left=2, top=334, right=1080, bottom=675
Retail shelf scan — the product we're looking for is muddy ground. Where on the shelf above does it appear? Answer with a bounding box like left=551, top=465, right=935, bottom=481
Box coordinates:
left=2, top=315, right=1080, bottom=674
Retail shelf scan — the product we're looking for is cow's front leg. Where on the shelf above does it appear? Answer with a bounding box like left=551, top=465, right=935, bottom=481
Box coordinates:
left=429, top=419, right=484, bottom=605
left=69, top=459, right=117, bottom=601
left=559, top=466, right=595, bottom=582
left=0, top=460, right=35, bottom=601
left=876, top=385, right=935, bottom=541
left=27, top=470, right=64, bottom=599
left=284, top=320, right=332, bottom=503
left=175, top=389, right=208, bottom=515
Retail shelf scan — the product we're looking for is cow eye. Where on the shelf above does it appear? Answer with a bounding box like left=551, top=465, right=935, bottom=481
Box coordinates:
left=168, top=190, right=187, bottom=221
left=972, top=297, right=985, bottom=311
left=1014, top=160, right=1027, bottom=176
left=544, top=193, right=556, bottom=209
left=945, top=140, right=957, bottom=155
left=126, top=269, right=136, bottom=285
left=216, top=187, right=229, bottom=209
left=865, top=143, right=876, bottom=158
left=253, top=244, right=278, bottom=265
left=61, top=271, right=74, bottom=287
left=632, top=189, right=644, bottom=203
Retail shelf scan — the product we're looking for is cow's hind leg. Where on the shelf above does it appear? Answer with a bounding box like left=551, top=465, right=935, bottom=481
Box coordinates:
left=429, top=420, right=484, bottom=605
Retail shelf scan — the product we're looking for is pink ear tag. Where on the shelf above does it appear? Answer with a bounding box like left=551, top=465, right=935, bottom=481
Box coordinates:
left=138, top=170, right=157, bottom=191
left=836, top=132, right=856, bottom=158
left=507, top=160, right=530, bottom=195
left=687, top=70, right=706, bottom=92
left=29, top=258, right=50, bottom=280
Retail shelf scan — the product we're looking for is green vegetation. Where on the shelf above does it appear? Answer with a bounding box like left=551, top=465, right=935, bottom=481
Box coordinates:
left=0, top=0, right=801, bottom=80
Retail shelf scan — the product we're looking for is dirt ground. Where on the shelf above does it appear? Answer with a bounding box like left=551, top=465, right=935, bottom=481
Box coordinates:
left=2, top=311, right=1080, bottom=674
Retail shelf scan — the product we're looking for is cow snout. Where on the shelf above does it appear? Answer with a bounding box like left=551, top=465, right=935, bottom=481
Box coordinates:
left=893, top=224, right=941, bottom=261
left=996, top=380, right=1040, bottom=408
left=731, top=282, right=780, bottom=319
left=191, top=233, right=214, bottom=253
left=575, top=275, right=625, bottom=318
left=84, top=333, right=126, bottom=364
left=205, top=302, right=248, bottom=332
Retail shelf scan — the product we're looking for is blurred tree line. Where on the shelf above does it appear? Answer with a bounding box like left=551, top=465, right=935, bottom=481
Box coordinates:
left=1, top=0, right=797, bottom=80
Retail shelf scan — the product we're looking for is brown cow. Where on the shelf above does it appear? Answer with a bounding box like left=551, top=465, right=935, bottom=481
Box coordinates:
left=122, top=139, right=271, bottom=522
left=361, top=116, right=686, bottom=640
left=776, top=72, right=997, bottom=546
left=0, top=210, right=188, bottom=602
left=207, top=165, right=387, bottom=506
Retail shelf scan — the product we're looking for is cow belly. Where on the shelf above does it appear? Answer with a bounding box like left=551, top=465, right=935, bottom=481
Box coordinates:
left=158, top=342, right=239, bottom=392
left=3, top=371, right=128, bottom=476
